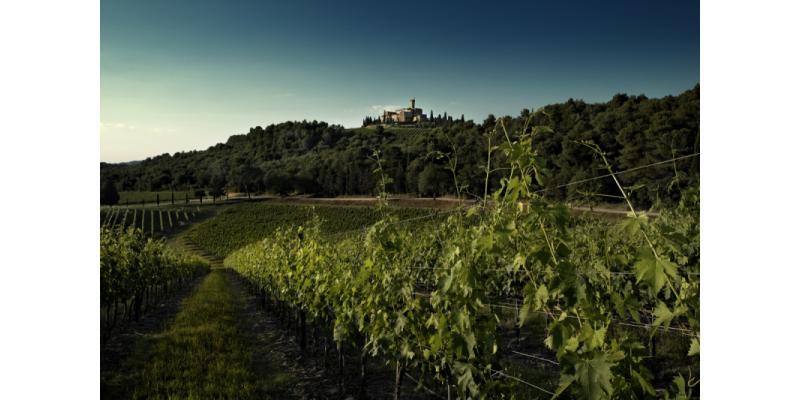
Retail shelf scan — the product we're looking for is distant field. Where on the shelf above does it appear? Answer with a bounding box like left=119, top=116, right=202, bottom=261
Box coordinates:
left=118, top=191, right=194, bottom=204
left=187, top=203, right=446, bottom=258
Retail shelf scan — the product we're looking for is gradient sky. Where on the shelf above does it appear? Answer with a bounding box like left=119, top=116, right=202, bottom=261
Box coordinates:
left=101, top=0, right=699, bottom=162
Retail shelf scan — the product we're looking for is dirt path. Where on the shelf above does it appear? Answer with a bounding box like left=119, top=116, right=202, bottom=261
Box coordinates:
left=570, top=205, right=660, bottom=217
left=102, top=266, right=398, bottom=399
left=223, top=270, right=328, bottom=398
left=102, top=270, right=302, bottom=399
left=103, top=213, right=480, bottom=399
left=168, top=228, right=438, bottom=398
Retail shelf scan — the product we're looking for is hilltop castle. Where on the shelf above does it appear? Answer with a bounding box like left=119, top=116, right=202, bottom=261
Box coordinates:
left=381, top=99, right=427, bottom=124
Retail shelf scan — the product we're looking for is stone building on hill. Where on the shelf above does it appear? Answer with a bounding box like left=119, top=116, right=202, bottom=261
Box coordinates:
left=381, top=99, right=427, bottom=124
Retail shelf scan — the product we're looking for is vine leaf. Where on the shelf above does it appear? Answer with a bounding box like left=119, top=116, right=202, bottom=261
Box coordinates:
left=534, top=169, right=546, bottom=186
left=535, top=284, right=549, bottom=309
left=631, top=369, right=657, bottom=396
left=551, top=375, right=575, bottom=399
left=688, top=337, right=700, bottom=356
left=401, top=341, right=415, bottom=360
left=574, top=353, right=616, bottom=400
left=653, top=301, right=687, bottom=328
left=454, top=361, right=479, bottom=397
left=579, top=324, right=608, bottom=351
left=462, top=331, right=477, bottom=359
left=634, top=252, right=677, bottom=293
left=617, top=214, right=647, bottom=238
left=668, top=374, right=690, bottom=400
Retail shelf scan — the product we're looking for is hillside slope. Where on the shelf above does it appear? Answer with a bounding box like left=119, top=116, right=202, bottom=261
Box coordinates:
left=101, top=85, right=699, bottom=208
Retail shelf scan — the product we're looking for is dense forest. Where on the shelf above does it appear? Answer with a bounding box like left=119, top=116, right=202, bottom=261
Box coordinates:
left=101, top=85, right=699, bottom=208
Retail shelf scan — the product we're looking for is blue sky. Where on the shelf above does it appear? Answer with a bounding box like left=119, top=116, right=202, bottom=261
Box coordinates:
left=101, top=0, right=699, bottom=162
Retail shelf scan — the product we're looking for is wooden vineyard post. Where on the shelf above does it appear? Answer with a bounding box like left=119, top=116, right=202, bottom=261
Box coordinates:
left=111, top=207, right=121, bottom=228
left=544, top=312, right=548, bottom=341
left=393, top=361, right=405, bottom=400
left=300, top=310, right=307, bottom=354
left=650, top=314, right=657, bottom=357
left=121, top=208, right=129, bottom=230
left=358, top=334, right=367, bottom=399
left=514, top=298, right=521, bottom=339
left=338, top=346, right=345, bottom=393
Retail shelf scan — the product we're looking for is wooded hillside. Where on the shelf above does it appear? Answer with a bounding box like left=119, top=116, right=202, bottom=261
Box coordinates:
left=101, top=85, right=699, bottom=208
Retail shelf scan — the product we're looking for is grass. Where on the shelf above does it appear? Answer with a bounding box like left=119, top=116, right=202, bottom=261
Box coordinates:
left=103, top=270, right=297, bottom=399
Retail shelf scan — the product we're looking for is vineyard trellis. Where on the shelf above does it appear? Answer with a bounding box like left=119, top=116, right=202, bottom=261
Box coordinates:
left=100, top=206, right=201, bottom=237
left=100, top=227, right=209, bottom=341
left=224, top=120, right=700, bottom=399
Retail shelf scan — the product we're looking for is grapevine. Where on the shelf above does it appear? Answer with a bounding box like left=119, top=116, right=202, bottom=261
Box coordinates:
left=100, top=227, right=210, bottom=341
left=224, top=123, right=699, bottom=399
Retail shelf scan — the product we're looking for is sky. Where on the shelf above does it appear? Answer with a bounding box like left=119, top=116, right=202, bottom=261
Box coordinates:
left=101, top=0, right=699, bottom=162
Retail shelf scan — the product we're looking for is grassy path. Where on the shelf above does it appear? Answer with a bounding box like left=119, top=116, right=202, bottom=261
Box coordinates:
left=103, top=270, right=302, bottom=399
left=102, top=211, right=424, bottom=399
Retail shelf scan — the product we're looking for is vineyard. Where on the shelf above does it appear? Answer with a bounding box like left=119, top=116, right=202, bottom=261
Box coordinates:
left=100, top=206, right=204, bottom=236
left=222, top=130, right=700, bottom=399
left=186, top=203, right=443, bottom=258
left=100, top=227, right=210, bottom=340
left=100, top=124, right=700, bottom=399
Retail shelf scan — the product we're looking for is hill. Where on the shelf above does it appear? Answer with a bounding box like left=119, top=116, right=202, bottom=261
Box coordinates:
left=101, top=85, right=699, bottom=208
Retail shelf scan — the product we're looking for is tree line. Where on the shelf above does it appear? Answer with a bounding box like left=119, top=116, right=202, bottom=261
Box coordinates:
left=101, top=85, right=699, bottom=208
left=361, top=111, right=466, bottom=127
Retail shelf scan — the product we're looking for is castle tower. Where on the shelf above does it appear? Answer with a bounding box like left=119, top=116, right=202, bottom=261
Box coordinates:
left=410, top=98, right=415, bottom=109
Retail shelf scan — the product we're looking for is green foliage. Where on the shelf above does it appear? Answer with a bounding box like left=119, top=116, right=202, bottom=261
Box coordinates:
left=100, top=227, right=209, bottom=308
left=217, top=112, right=701, bottom=399
left=103, top=270, right=298, bottom=399
left=187, top=203, right=439, bottom=258
left=223, top=196, right=699, bottom=399
left=101, top=87, right=699, bottom=208
left=100, top=227, right=210, bottom=337
left=634, top=253, right=678, bottom=295
left=569, top=352, right=618, bottom=400
left=101, top=178, right=120, bottom=205
left=117, top=191, right=193, bottom=204
left=101, top=206, right=201, bottom=235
